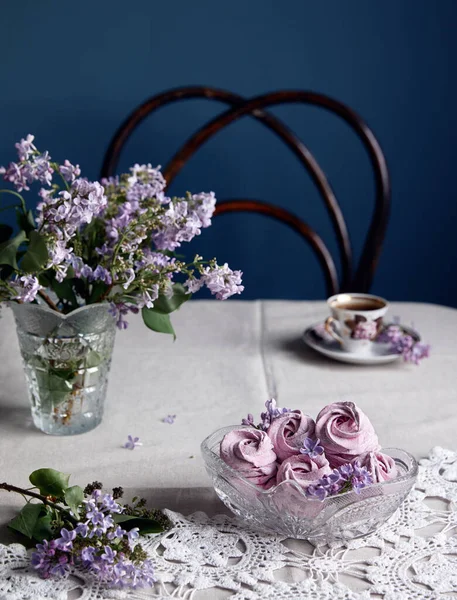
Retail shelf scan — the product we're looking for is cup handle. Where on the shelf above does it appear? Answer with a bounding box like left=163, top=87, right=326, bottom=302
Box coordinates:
left=325, top=317, right=345, bottom=345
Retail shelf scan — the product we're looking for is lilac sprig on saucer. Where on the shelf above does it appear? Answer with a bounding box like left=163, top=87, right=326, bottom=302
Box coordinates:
left=376, top=324, right=430, bottom=364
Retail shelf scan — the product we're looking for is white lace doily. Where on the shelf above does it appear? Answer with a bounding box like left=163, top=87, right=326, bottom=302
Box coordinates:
left=1, top=446, right=457, bottom=600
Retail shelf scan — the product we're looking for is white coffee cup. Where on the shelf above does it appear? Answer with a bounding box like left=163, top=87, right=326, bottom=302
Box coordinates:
left=325, top=293, right=388, bottom=354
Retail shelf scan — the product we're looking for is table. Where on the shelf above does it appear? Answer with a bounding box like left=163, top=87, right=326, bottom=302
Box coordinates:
left=0, top=300, right=456, bottom=599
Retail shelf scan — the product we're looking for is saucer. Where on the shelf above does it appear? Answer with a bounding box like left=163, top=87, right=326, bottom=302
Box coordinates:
left=303, top=322, right=420, bottom=365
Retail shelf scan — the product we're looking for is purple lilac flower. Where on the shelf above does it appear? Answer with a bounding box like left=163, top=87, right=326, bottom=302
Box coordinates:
left=33, top=151, right=54, bottom=186
left=338, top=463, right=354, bottom=480
left=101, top=545, right=117, bottom=564
left=107, top=525, right=126, bottom=540
left=49, top=555, right=71, bottom=577
left=1, top=161, right=33, bottom=192
left=109, top=302, right=139, bottom=330
left=188, top=191, right=216, bottom=227
left=351, top=463, right=374, bottom=493
left=55, top=528, right=76, bottom=551
left=86, top=507, right=105, bottom=527
left=101, top=494, right=123, bottom=513
left=75, top=523, right=89, bottom=537
left=91, top=265, right=112, bottom=285
left=152, top=199, right=202, bottom=251
left=137, top=285, right=159, bottom=309
left=198, top=263, right=244, bottom=301
left=319, top=471, right=343, bottom=495
left=122, top=268, right=136, bottom=289
left=59, top=159, right=81, bottom=183
left=13, top=275, right=42, bottom=303
left=300, top=437, right=324, bottom=459
left=377, top=323, right=430, bottom=364
left=123, top=435, right=142, bottom=449
left=406, top=342, right=430, bottom=364
left=305, top=462, right=374, bottom=501
left=259, top=398, right=291, bottom=430
left=306, top=484, right=328, bottom=501
left=33, top=485, right=155, bottom=587
left=36, top=179, right=107, bottom=240
left=81, top=546, right=96, bottom=563
left=15, top=134, right=36, bottom=160
left=376, top=324, right=404, bottom=344
left=241, top=413, right=255, bottom=426
left=184, top=278, right=205, bottom=294
left=127, top=528, right=140, bottom=547
left=31, top=539, right=58, bottom=577
left=162, top=415, right=176, bottom=424
left=126, top=163, right=167, bottom=204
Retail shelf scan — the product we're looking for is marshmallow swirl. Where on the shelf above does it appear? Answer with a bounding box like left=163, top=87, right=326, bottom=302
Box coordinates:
left=220, top=428, right=278, bottom=487
left=267, top=411, right=316, bottom=462
left=315, top=402, right=380, bottom=467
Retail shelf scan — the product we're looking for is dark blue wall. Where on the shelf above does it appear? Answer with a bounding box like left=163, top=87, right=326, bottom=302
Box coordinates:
left=1, top=0, right=457, bottom=305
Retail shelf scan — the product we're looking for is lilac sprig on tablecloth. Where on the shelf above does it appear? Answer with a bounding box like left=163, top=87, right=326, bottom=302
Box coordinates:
left=31, top=489, right=155, bottom=587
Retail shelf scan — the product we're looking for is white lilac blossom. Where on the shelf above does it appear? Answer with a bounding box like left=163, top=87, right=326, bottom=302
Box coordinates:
left=123, top=435, right=142, bottom=450
left=30, top=490, right=156, bottom=588
left=13, top=275, right=42, bottom=303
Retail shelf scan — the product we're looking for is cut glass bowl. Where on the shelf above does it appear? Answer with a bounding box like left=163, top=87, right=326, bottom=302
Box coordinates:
left=201, top=425, right=418, bottom=543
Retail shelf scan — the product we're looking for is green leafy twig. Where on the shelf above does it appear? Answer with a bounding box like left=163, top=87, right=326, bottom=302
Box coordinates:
left=0, top=482, right=63, bottom=512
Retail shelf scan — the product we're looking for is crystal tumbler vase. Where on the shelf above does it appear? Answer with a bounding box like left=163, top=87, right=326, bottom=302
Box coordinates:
left=11, top=303, right=116, bottom=435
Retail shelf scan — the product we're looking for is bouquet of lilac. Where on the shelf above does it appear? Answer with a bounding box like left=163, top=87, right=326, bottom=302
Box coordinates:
left=222, top=400, right=398, bottom=501
left=0, top=135, right=243, bottom=333
left=0, top=468, right=170, bottom=589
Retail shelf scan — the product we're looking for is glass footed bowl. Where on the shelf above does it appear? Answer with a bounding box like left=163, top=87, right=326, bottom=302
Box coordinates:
left=201, top=425, right=418, bottom=544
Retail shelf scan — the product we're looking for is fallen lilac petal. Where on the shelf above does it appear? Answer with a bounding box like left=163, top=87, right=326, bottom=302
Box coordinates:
left=123, top=435, right=143, bottom=450
left=162, top=415, right=176, bottom=424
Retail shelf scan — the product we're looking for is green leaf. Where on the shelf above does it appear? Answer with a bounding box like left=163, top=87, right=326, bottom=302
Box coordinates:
left=151, top=283, right=191, bottom=314
left=113, top=514, right=165, bottom=534
left=0, top=224, right=13, bottom=244
left=34, top=368, right=74, bottom=408
left=88, top=281, right=108, bottom=304
left=21, top=231, right=49, bottom=273
left=29, top=468, right=70, bottom=499
left=32, top=509, right=54, bottom=542
left=51, top=278, right=78, bottom=308
left=16, top=208, right=35, bottom=234
left=142, top=308, right=176, bottom=339
left=8, top=503, right=43, bottom=539
left=0, top=230, right=27, bottom=269
left=85, top=350, right=101, bottom=368
left=64, top=485, right=84, bottom=518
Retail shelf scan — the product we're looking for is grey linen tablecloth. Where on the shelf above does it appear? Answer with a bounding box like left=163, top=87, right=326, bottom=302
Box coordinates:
left=0, top=300, right=455, bottom=542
